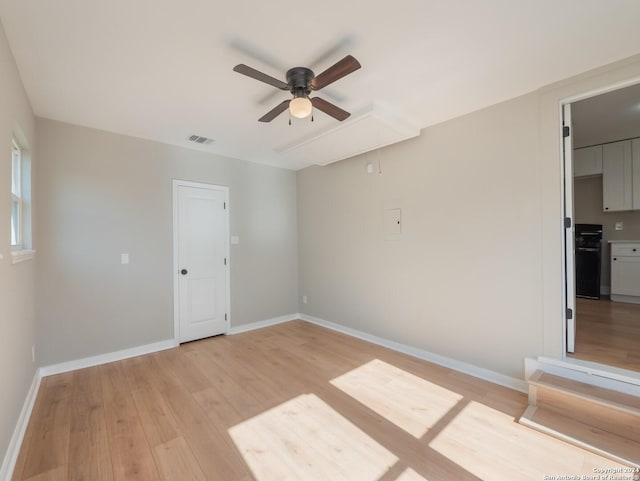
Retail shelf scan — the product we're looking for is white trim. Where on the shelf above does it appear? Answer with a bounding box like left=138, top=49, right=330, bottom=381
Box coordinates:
left=560, top=75, right=640, bottom=106
left=527, top=356, right=640, bottom=397
left=518, top=406, right=639, bottom=468
left=299, top=313, right=528, bottom=393
left=172, top=179, right=231, bottom=343
left=227, top=313, right=300, bottom=335
left=39, top=339, right=178, bottom=377
left=11, top=249, right=35, bottom=265
left=0, top=370, right=41, bottom=481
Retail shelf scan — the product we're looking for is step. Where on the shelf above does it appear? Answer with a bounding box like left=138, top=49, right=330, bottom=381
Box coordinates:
left=528, top=371, right=640, bottom=443
left=520, top=405, right=640, bottom=467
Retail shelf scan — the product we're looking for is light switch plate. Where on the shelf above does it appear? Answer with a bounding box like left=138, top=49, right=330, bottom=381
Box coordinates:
left=121, top=253, right=129, bottom=264
left=231, top=236, right=240, bottom=245
left=615, top=222, right=623, bottom=231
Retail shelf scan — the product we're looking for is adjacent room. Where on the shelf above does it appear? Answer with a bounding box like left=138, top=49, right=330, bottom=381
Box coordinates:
left=1, top=1, right=640, bottom=480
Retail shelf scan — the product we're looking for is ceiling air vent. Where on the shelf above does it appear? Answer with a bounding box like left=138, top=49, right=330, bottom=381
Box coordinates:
left=188, top=134, right=213, bottom=145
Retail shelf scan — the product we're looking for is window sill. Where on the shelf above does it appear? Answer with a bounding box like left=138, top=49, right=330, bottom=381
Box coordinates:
left=12, top=249, right=35, bottom=264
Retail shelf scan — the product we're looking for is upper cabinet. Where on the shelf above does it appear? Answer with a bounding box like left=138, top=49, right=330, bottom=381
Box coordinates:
left=574, top=145, right=603, bottom=177
left=633, top=138, right=640, bottom=210
left=602, top=140, right=633, bottom=212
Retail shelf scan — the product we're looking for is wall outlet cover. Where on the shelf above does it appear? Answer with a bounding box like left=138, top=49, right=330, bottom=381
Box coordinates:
left=615, top=222, right=623, bottom=231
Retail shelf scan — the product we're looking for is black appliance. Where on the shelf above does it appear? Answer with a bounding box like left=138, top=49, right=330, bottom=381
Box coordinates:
left=575, top=223, right=603, bottom=299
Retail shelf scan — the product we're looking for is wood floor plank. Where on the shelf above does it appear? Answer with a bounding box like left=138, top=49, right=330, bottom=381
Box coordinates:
left=152, top=437, right=207, bottom=481
left=99, top=362, right=160, bottom=481
left=161, top=384, right=252, bottom=481
left=22, top=466, right=67, bottom=481
left=573, top=297, right=640, bottom=372
left=67, top=368, right=114, bottom=481
left=21, top=375, right=73, bottom=480
left=130, top=385, right=181, bottom=448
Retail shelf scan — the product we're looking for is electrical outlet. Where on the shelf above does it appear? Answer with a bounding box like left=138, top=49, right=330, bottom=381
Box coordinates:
left=302, top=295, right=307, bottom=304
left=615, top=221, right=623, bottom=231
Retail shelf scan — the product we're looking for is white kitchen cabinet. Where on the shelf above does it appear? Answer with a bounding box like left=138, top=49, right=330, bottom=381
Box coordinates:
left=602, top=140, right=633, bottom=212
left=633, top=138, right=640, bottom=209
left=611, top=242, right=640, bottom=303
left=573, top=145, right=603, bottom=177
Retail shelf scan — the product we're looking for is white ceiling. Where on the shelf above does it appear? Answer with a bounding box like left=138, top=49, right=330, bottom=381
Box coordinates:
left=572, top=82, right=640, bottom=148
left=1, top=0, right=640, bottom=170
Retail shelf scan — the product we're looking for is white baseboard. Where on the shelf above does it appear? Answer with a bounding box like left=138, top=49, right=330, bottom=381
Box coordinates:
left=227, top=313, right=300, bottom=335
left=39, top=339, right=179, bottom=377
left=0, top=370, right=41, bottom=481
left=299, top=313, right=528, bottom=393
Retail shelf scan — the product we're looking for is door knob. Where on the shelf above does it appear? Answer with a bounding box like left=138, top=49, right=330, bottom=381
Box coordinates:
left=180, top=268, right=188, bottom=275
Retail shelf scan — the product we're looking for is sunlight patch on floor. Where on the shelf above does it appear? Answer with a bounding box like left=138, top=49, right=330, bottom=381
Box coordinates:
left=429, top=400, right=628, bottom=481
left=394, top=467, right=430, bottom=481
left=330, top=359, right=463, bottom=438
left=229, top=393, right=397, bottom=481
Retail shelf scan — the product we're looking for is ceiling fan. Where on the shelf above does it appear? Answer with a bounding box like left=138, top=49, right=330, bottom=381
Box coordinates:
left=233, top=55, right=361, bottom=123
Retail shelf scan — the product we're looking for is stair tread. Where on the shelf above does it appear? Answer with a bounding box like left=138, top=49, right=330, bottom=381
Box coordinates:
left=531, top=371, right=640, bottom=411
left=521, top=406, right=640, bottom=466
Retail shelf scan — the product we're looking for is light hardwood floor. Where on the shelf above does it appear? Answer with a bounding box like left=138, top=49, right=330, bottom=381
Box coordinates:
left=572, top=297, right=640, bottom=372
left=13, top=320, right=632, bottom=481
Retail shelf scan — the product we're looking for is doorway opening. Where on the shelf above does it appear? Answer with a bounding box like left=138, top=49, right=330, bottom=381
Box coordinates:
left=563, top=82, right=640, bottom=373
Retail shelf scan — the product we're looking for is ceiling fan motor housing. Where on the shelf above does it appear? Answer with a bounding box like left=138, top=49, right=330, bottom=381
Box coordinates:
left=286, top=67, right=314, bottom=97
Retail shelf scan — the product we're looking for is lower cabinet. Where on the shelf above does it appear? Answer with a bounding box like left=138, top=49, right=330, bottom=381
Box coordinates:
left=611, top=243, right=640, bottom=303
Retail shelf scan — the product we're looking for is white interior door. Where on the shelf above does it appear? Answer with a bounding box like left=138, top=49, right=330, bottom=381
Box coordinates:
left=563, top=103, right=576, bottom=353
left=174, top=182, right=229, bottom=343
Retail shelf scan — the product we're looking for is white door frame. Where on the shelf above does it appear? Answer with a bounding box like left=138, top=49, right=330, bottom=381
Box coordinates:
left=562, top=103, right=575, bottom=353
left=559, top=76, right=640, bottom=359
left=172, top=179, right=230, bottom=342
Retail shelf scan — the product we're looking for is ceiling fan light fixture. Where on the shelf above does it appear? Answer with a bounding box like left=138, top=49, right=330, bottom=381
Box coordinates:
left=289, top=97, right=313, bottom=119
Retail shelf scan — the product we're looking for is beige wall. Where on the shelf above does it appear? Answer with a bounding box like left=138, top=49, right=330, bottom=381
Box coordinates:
left=298, top=53, right=640, bottom=379
left=35, top=119, right=298, bottom=366
left=574, top=175, right=640, bottom=290
left=298, top=94, right=543, bottom=378
left=0, top=20, right=37, bottom=474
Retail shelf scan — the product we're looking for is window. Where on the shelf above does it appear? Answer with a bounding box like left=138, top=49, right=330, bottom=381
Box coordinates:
left=10, top=136, right=33, bottom=263
left=11, top=139, right=22, bottom=248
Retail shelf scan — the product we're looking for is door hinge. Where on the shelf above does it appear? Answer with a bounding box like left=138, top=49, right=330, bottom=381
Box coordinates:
left=224, top=257, right=227, bottom=266
left=562, top=125, right=570, bottom=138
left=225, top=313, right=228, bottom=321
left=564, top=217, right=572, bottom=229
left=566, top=307, right=573, bottom=320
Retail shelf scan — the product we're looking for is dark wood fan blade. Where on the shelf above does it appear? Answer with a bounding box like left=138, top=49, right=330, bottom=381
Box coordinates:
left=259, top=100, right=290, bottom=122
left=233, top=64, right=290, bottom=90
left=310, top=55, right=361, bottom=91
left=307, top=35, right=355, bottom=71
left=311, top=97, right=350, bottom=121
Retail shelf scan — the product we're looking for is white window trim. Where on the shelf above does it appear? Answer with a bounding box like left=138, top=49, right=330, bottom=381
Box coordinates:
left=11, top=139, right=22, bottom=250
left=11, top=249, right=35, bottom=264
left=10, top=137, right=34, bottom=263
